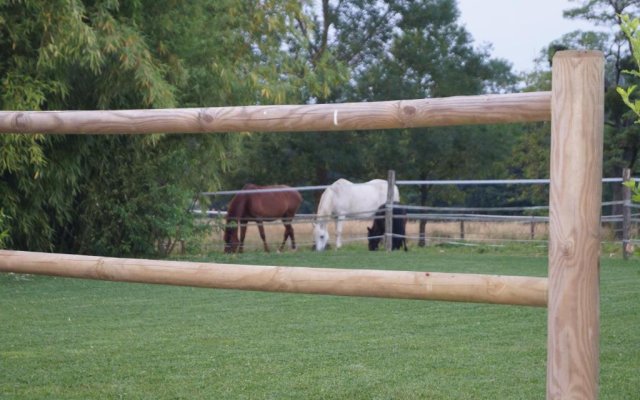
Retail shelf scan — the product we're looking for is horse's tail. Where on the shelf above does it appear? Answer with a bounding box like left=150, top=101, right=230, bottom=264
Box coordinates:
left=227, top=192, right=248, bottom=226
left=284, top=189, right=303, bottom=219
left=316, top=186, right=334, bottom=219
left=291, top=189, right=303, bottom=209
left=393, top=184, right=400, bottom=202
left=395, top=204, right=408, bottom=251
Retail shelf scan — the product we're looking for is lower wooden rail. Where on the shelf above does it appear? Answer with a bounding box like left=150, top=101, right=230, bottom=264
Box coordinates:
left=0, top=250, right=547, bottom=307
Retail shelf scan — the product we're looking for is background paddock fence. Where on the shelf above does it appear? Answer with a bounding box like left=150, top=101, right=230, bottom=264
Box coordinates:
left=199, top=175, right=639, bottom=251
left=0, top=51, right=611, bottom=399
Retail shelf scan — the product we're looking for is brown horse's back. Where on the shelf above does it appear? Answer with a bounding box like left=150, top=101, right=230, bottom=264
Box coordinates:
left=233, top=184, right=302, bottom=220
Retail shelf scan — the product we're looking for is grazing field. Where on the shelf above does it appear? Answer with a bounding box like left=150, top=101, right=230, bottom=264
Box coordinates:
left=1, top=245, right=638, bottom=399
left=204, top=218, right=555, bottom=253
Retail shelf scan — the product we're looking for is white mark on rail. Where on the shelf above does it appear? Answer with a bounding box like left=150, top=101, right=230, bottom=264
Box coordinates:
left=333, top=110, right=339, bottom=126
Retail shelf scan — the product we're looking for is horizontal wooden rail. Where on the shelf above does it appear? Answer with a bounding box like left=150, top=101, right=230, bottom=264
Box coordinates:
left=0, top=92, right=550, bottom=135
left=0, top=250, right=547, bottom=307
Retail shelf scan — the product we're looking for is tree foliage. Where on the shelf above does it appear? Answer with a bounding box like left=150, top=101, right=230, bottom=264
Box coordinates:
left=3, top=0, right=639, bottom=255
left=505, top=0, right=640, bottom=208
left=226, top=0, right=518, bottom=211
left=561, top=0, right=640, bottom=174
left=618, top=14, right=640, bottom=116
left=0, top=0, right=320, bottom=255
left=618, top=13, right=640, bottom=201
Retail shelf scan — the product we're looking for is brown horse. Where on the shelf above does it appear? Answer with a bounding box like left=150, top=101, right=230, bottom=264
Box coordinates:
left=223, top=184, right=303, bottom=253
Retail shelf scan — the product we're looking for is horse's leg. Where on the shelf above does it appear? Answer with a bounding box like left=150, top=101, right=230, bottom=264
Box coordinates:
left=335, top=216, right=344, bottom=249
left=239, top=223, right=248, bottom=253
left=403, top=217, right=408, bottom=251
left=288, top=221, right=297, bottom=250
left=257, top=221, right=270, bottom=252
left=279, top=220, right=295, bottom=252
left=279, top=223, right=288, bottom=252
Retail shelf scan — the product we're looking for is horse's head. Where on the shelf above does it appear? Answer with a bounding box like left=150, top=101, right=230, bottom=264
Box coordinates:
left=223, top=221, right=240, bottom=253
left=312, top=222, right=330, bottom=251
left=367, top=226, right=382, bottom=251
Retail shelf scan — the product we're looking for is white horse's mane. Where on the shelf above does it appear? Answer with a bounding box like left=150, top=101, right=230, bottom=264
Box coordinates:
left=316, top=178, right=352, bottom=219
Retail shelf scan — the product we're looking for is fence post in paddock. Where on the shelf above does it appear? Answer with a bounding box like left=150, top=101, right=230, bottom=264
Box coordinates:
left=548, top=50, right=604, bottom=399
left=418, top=184, right=428, bottom=247
left=385, top=170, right=396, bottom=251
left=419, top=219, right=427, bottom=246
left=459, top=220, right=465, bottom=240
left=622, top=168, right=632, bottom=260
left=530, top=216, right=536, bottom=240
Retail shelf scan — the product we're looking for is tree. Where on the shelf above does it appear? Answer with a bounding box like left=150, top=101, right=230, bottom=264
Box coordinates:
left=504, top=1, right=640, bottom=212
left=223, top=0, right=520, bottom=248
left=562, top=0, right=640, bottom=174
left=228, top=0, right=517, bottom=189
left=345, top=0, right=516, bottom=198
left=0, top=0, right=320, bottom=255
left=618, top=13, right=640, bottom=201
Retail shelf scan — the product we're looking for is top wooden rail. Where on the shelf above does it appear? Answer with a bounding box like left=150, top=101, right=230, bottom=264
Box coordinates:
left=0, top=92, right=551, bottom=135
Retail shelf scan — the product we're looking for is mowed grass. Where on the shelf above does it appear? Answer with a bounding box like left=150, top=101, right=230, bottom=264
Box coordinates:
left=1, top=245, right=638, bottom=399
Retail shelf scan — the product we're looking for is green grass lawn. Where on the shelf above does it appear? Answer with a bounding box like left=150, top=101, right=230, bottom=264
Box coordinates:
left=1, top=245, right=638, bottom=399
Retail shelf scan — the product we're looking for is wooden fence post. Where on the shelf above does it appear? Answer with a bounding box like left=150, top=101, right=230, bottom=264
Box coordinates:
left=622, top=168, right=632, bottom=260
left=419, top=219, right=427, bottom=247
left=530, top=216, right=536, bottom=240
left=548, top=50, right=603, bottom=399
left=419, top=183, right=428, bottom=247
left=385, top=170, right=396, bottom=252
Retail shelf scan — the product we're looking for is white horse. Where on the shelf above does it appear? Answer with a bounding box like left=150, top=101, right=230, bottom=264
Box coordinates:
left=313, top=179, right=400, bottom=251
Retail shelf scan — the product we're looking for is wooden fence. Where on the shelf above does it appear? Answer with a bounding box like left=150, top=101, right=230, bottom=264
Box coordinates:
left=0, top=50, right=604, bottom=399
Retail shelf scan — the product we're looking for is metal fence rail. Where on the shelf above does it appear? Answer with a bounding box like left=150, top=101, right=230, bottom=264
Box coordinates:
left=199, top=176, right=639, bottom=252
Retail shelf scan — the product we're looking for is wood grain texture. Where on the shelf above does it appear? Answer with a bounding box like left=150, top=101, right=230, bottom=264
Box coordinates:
left=0, top=250, right=548, bottom=307
left=0, top=92, right=550, bottom=135
left=548, top=50, right=604, bottom=400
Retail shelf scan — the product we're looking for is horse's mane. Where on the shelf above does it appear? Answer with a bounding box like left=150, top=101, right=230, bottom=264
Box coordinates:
left=316, top=188, right=334, bottom=218
left=332, top=178, right=352, bottom=186
left=317, top=179, right=352, bottom=218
